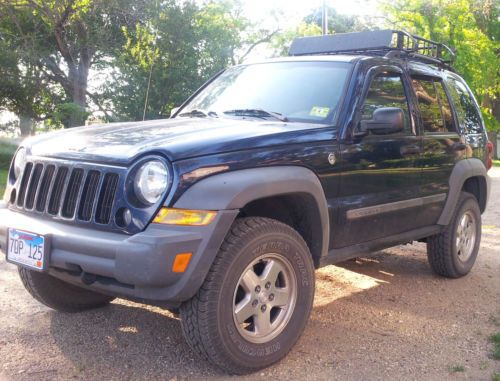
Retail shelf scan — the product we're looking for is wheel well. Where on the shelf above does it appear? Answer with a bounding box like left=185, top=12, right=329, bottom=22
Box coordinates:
left=462, top=176, right=487, bottom=213
left=239, top=194, right=323, bottom=267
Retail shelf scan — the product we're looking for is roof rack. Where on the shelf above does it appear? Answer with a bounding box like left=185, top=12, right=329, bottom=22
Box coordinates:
left=288, top=30, right=455, bottom=70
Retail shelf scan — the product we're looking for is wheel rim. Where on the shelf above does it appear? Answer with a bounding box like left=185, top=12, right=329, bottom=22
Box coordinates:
left=232, top=253, right=297, bottom=344
left=455, top=210, right=477, bottom=262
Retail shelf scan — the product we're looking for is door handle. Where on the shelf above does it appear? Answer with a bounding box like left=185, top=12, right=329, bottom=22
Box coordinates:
left=400, top=145, right=421, bottom=156
left=452, top=142, right=467, bottom=151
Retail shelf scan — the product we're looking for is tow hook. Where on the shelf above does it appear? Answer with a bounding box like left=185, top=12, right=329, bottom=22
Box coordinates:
left=81, top=272, right=97, bottom=285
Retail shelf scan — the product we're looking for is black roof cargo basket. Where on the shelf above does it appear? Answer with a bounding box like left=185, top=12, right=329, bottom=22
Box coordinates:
left=288, top=30, right=455, bottom=70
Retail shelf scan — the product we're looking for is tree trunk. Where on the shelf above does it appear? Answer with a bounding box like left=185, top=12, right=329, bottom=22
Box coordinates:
left=66, top=65, right=89, bottom=128
left=19, top=116, right=33, bottom=137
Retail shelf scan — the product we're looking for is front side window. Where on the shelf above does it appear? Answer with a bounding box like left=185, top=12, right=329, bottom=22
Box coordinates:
left=411, top=77, right=455, bottom=133
left=445, top=77, right=483, bottom=134
left=180, top=61, right=352, bottom=124
left=360, top=73, right=411, bottom=132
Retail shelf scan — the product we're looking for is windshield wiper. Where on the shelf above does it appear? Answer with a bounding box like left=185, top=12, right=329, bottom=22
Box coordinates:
left=223, top=109, right=288, bottom=122
left=178, top=109, right=218, bottom=118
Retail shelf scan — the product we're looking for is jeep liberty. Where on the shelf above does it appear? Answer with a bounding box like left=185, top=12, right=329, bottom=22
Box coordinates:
left=0, top=30, right=493, bottom=373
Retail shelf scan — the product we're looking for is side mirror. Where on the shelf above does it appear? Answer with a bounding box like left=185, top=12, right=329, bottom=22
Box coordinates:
left=360, top=107, right=404, bottom=135
left=170, top=107, right=180, bottom=118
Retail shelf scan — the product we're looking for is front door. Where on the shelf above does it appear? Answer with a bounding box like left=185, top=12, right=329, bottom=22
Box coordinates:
left=332, top=66, right=423, bottom=248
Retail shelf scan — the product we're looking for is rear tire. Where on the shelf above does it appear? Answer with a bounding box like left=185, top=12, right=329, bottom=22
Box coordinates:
left=180, top=217, right=315, bottom=374
left=427, top=192, right=481, bottom=278
left=19, top=268, right=115, bottom=312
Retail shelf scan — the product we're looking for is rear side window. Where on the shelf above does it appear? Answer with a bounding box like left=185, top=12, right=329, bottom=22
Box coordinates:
left=445, top=77, right=483, bottom=134
left=361, top=73, right=411, bottom=132
left=411, top=77, right=455, bottom=133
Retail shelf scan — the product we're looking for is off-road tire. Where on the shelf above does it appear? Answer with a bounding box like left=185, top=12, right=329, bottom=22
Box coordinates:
left=19, top=268, right=115, bottom=312
left=180, top=217, right=315, bottom=374
left=427, top=191, right=481, bottom=278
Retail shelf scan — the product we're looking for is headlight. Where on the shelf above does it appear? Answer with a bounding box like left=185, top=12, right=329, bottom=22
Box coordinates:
left=134, top=160, right=169, bottom=205
left=13, top=148, right=27, bottom=180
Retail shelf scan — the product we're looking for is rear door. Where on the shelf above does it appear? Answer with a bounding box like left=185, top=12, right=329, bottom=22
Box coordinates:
left=409, top=74, right=466, bottom=226
left=334, top=65, right=423, bottom=248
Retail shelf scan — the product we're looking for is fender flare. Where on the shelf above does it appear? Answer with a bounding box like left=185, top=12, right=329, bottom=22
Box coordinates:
left=174, top=166, right=330, bottom=258
left=438, top=158, right=490, bottom=226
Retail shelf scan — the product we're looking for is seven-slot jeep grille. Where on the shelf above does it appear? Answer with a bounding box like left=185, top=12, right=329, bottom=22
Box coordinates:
left=14, top=161, right=120, bottom=225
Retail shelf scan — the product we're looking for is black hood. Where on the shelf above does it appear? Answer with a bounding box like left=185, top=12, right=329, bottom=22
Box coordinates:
left=25, top=118, right=334, bottom=165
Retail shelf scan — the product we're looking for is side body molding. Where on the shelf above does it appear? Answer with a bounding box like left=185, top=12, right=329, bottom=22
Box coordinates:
left=174, top=166, right=330, bottom=258
left=438, top=158, right=491, bottom=226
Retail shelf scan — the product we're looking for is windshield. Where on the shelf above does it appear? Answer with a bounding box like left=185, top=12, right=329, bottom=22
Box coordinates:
left=179, top=61, right=352, bottom=124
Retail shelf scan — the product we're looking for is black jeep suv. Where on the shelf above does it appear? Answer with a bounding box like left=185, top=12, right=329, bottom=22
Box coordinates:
left=1, top=30, right=494, bottom=374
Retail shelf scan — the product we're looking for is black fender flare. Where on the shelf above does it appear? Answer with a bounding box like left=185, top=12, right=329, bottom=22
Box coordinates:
left=438, top=158, right=491, bottom=226
left=174, top=166, right=330, bottom=258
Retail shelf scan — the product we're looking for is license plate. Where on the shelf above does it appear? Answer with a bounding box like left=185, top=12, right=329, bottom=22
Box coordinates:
left=7, top=229, right=47, bottom=271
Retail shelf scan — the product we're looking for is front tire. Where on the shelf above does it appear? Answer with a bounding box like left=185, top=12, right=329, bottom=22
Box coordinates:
left=180, top=217, right=315, bottom=374
left=19, top=268, right=115, bottom=312
left=427, top=191, right=481, bottom=278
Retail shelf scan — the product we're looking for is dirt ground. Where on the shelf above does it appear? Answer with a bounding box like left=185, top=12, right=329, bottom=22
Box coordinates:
left=1, top=169, right=499, bottom=381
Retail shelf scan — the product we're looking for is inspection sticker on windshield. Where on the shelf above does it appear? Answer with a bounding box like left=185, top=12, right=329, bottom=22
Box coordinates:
left=7, top=228, right=47, bottom=271
left=310, top=106, right=330, bottom=118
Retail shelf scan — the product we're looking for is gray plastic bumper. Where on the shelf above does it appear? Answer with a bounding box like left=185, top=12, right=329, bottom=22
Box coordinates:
left=0, top=204, right=238, bottom=304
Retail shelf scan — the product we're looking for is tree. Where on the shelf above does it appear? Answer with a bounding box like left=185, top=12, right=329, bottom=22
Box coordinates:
left=304, top=6, right=366, bottom=34
left=0, top=0, right=146, bottom=127
left=0, top=6, right=63, bottom=135
left=382, top=0, right=500, bottom=131
left=110, top=0, right=276, bottom=121
left=271, top=6, right=371, bottom=57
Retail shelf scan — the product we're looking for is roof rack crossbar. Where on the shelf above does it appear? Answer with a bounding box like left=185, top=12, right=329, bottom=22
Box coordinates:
left=288, top=30, right=455, bottom=69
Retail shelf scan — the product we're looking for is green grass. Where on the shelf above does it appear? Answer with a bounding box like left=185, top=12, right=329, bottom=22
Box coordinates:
left=492, top=372, right=500, bottom=381
left=491, top=333, right=500, bottom=360
left=494, top=160, right=500, bottom=167
left=449, top=365, right=465, bottom=373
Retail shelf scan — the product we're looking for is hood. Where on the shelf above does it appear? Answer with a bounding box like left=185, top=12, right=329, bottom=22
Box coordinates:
left=25, top=118, right=335, bottom=165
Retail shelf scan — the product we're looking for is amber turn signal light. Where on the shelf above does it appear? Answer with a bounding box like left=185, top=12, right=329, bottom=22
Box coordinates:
left=153, top=208, right=217, bottom=226
left=172, top=253, right=192, bottom=273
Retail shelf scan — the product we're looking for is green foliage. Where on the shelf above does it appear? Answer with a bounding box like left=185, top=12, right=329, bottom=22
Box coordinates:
left=448, top=365, right=465, bottom=372
left=0, top=142, right=17, bottom=170
left=382, top=0, right=500, bottom=131
left=271, top=7, right=366, bottom=57
left=1, top=0, right=498, bottom=131
left=0, top=169, right=7, bottom=196
left=303, top=6, right=367, bottom=34
left=0, top=0, right=148, bottom=128
left=0, top=4, right=63, bottom=135
left=491, top=332, right=500, bottom=360
left=52, top=102, right=90, bottom=129
left=111, top=0, right=264, bottom=120
left=271, top=22, right=322, bottom=57
left=0, top=142, right=16, bottom=196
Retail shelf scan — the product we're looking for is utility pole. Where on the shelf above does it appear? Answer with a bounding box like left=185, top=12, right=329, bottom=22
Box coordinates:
left=322, top=0, right=328, bottom=35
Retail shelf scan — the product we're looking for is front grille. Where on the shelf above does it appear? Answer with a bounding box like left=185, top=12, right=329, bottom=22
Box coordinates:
left=14, top=161, right=120, bottom=225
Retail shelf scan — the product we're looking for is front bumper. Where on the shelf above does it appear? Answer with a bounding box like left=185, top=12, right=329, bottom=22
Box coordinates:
left=0, top=202, right=238, bottom=305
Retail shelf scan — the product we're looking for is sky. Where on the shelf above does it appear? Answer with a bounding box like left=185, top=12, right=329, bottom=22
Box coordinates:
left=243, top=0, right=381, bottom=29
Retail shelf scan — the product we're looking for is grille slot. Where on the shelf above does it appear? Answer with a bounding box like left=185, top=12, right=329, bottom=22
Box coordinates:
left=95, top=173, right=119, bottom=224
left=62, top=168, right=84, bottom=218
left=36, top=165, right=55, bottom=212
left=16, top=162, right=33, bottom=207
left=48, top=167, right=68, bottom=215
left=25, top=163, right=43, bottom=210
left=78, top=170, right=101, bottom=221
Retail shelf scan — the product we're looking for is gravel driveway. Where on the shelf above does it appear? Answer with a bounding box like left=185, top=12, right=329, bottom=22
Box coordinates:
left=1, top=169, right=499, bottom=381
